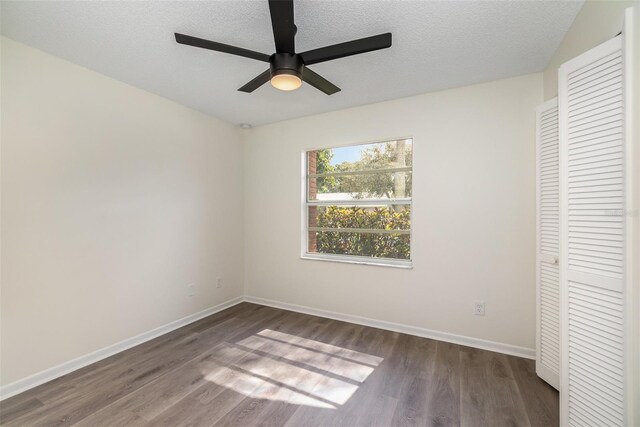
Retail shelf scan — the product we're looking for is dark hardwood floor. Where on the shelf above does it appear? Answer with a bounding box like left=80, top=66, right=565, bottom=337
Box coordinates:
left=0, top=303, right=558, bottom=426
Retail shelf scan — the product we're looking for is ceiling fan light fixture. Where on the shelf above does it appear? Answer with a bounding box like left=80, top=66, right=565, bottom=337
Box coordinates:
left=270, top=70, right=302, bottom=91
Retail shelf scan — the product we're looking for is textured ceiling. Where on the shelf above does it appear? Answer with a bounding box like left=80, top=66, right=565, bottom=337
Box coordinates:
left=1, top=1, right=583, bottom=126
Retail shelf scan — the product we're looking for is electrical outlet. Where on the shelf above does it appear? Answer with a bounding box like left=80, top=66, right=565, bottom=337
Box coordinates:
left=474, top=301, right=485, bottom=316
left=216, top=277, right=222, bottom=289
left=187, top=283, right=196, bottom=297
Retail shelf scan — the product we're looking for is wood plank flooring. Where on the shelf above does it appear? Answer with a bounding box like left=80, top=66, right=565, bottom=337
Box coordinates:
left=0, top=303, right=558, bottom=426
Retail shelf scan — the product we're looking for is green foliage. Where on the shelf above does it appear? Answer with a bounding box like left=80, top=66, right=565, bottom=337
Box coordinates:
left=315, top=149, right=334, bottom=174
left=315, top=206, right=410, bottom=260
left=314, top=149, right=338, bottom=193
left=334, top=141, right=412, bottom=199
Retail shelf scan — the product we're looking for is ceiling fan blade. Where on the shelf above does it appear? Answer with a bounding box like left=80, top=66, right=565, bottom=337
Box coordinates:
left=302, top=68, right=340, bottom=95
left=268, top=0, right=296, bottom=53
left=299, top=33, right=392, bottom=66
left=238, top=69, right=272, bottom=93
left=175, top=33, right=270, bottom=62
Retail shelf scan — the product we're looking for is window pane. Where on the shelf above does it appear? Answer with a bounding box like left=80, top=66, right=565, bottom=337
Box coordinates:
left=306, top=139, right=413, bottom=262
left=307, top=205, right=411, bottom=260
left=308, top=231, right=411, bottom=260
left=307, top=139, right=412, bottom=175
left=308, top=171, right=412, bottom=201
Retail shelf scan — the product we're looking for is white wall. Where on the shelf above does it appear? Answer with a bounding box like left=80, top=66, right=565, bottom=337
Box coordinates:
left=543, top=0, right=634, bottom=100
left=244, top=73, right=542, bottom=351
left=0, top=37, right=244, bottom=386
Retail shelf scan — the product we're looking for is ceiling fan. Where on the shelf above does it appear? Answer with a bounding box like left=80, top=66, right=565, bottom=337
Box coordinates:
left=174, top=0, right=392, bottom=95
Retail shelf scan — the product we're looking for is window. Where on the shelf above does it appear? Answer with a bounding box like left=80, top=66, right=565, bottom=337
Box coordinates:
left=303, top=139, right=413, bottom=267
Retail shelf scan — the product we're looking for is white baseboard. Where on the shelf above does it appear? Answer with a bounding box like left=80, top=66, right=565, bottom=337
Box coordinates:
left=244, top=295, right=536, bottom=360
left=0, top=296, right=244, bottom=401
left=2, top=294, right=535, bottom=401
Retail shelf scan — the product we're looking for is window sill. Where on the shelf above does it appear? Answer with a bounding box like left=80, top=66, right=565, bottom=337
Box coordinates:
left=301, top=253, right=413, bottom=269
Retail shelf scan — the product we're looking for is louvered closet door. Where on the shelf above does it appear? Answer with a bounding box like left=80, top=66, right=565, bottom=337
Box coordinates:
left=559, top=36, right=626, bottom=427
left=536, top=99, right=560, bottom=390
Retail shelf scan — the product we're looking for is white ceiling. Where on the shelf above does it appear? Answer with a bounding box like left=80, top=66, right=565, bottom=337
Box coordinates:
left=1, top=1, right=583, bottom=126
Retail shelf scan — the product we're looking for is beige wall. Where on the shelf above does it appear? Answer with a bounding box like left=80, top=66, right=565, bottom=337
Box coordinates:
left=0, top=37, right=244, bottom=386
left=244, top=73, right=543, bottom=351
left=543, top=0, right=634, bottom=100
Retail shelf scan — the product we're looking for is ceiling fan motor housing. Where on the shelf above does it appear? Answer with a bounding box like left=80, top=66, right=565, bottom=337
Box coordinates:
left=270, top=52, right=304, bottom=79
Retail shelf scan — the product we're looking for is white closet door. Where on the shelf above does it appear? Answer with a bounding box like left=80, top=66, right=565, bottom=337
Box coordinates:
left=559, top=36, right=626, bottom=427
left=536, top=98, right=560, bottom=390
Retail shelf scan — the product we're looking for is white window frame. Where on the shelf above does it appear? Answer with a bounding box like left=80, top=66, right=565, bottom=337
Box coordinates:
left=301, top=138, right=414, bottom=269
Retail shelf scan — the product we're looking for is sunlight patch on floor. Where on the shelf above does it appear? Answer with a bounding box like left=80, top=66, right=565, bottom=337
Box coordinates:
left=257, top=329, right=384, bottom=366
left=236, top=334, right=375, bottom=382
left=200, top=328, right=384, bottom=408
left=204, top=364, right=336, bottom=409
